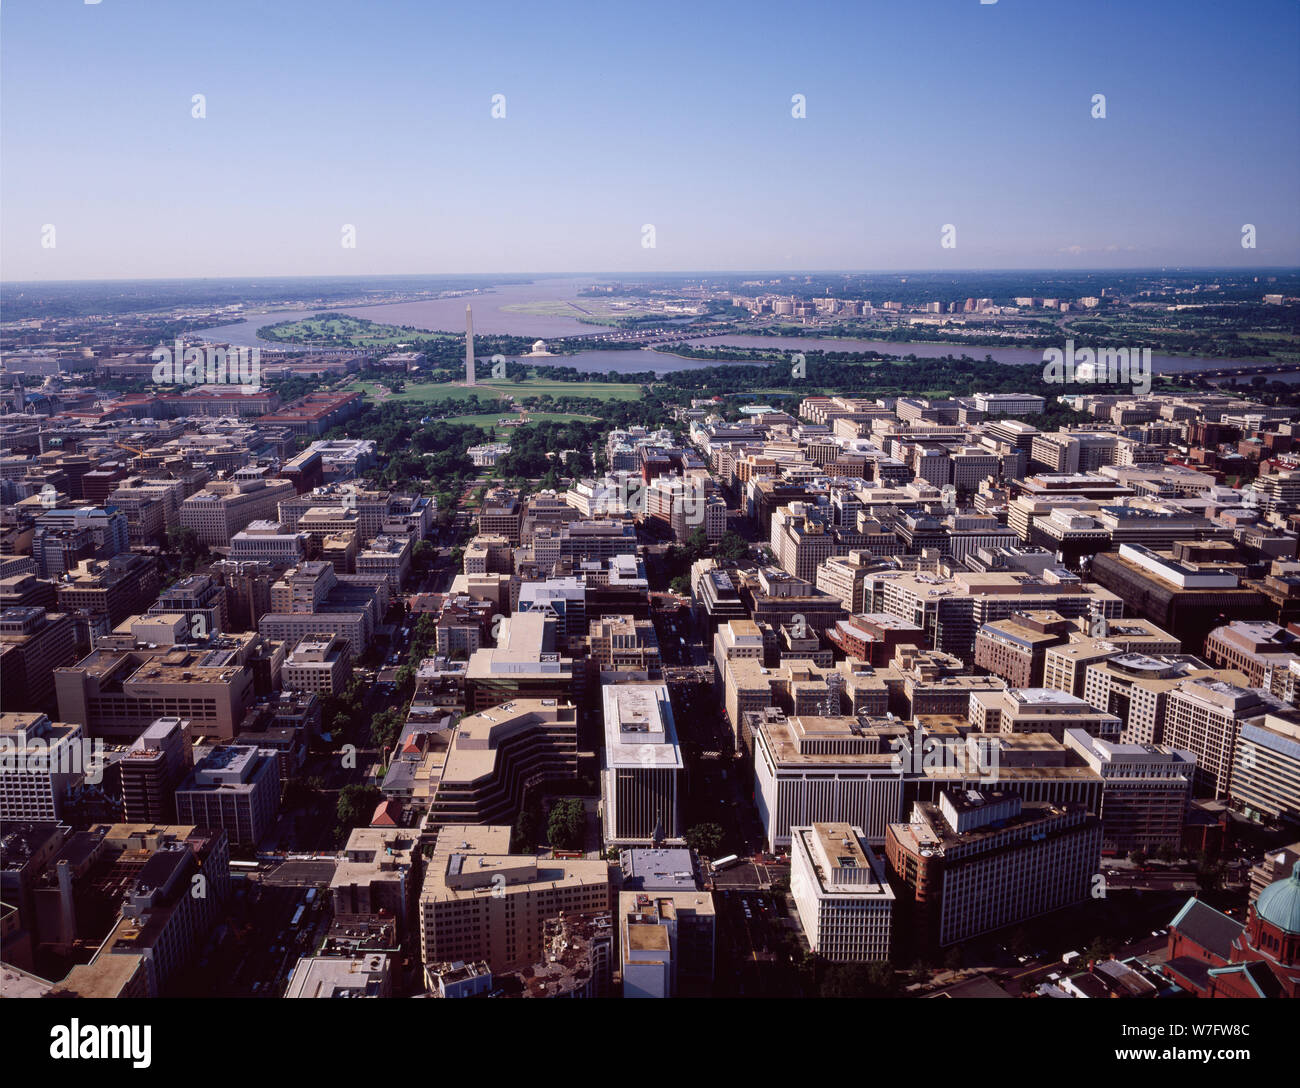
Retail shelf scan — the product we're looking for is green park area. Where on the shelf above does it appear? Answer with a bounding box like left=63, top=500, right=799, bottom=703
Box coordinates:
left=343, top=376, right=645, bottom=404
left=258, top=313, right=449, bottom=348
left=443, top=411, right=600, bottom=436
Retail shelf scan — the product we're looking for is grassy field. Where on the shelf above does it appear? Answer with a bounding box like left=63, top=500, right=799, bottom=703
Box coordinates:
left=261, top=314, right=449, bottom=348
left=344, top=376, right=644, bottom=404
left=443, top=411, right=600, bottom=436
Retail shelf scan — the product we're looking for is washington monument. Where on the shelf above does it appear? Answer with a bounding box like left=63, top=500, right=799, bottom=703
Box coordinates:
left=465, top=304, right=476, bottom=386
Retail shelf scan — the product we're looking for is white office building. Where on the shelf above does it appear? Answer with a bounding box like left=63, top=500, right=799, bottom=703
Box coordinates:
left=790, top=823, right=894, bottom=962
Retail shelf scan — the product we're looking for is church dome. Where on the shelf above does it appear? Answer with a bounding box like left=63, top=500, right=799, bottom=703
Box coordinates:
left=1256, top=859, right=1300, bottom=936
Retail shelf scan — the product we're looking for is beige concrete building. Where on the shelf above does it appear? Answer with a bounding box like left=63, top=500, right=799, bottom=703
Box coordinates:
left=419, top=824, right=612, bottom=972
left=588, top=614, right=661, bottom=673
left=0, top=607, right=77, bottom=711
left=281, top=634, right=352, bottom=695
left=1079, top=655, right=1239, bottom=746
left=1163, top=679, right=1292, bottom=797
left=969, top=687, right=1122, bottom=743
left=426, top=699, right=578, bottom=829
left=1061, top=728, right=1195, bottom=854
left=357, top=534, right=412, bottom=594
left=179, top=477, right=297, bottom=547
left=331, top=826, right=420, bottom=935
left=753, top=714, right=906, bottom=849
left=55, top=647, right=255, bottom=741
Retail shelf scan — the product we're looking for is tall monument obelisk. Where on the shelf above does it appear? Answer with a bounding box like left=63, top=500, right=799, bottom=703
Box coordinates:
left=465, top=304, right=476, bottom=386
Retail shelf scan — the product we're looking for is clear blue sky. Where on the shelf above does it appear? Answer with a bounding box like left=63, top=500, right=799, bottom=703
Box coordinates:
left=2, top=0, right=1297, bottom=280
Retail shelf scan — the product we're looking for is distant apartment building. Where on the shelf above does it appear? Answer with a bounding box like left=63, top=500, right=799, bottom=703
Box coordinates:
left=1042, top=619, right=1183, bottom=697
left=864, top=567, right=1121, bottom=666
left=32, top=506, right=129, bottom=577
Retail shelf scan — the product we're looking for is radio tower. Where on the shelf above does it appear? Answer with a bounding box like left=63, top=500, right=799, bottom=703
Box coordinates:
left=465, top=304, right=476, bottom=386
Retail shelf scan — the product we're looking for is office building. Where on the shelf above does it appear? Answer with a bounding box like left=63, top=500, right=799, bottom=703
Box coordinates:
left=1163, top=679, right=1291, bottom=797
left=601, top=684, right=684, bottom=845
left=419, top=825, right=611, bottom=973
left=0, top=712, right=88, bottom=821
left=174, top=744, right=279, bottom=848
left=789, top=823, right=894, bottom=962
left=885, top=791, right=1102, bottom=947
left=120, top=717, right=192, bottom=824
left=427, top=699, right=578, bottom=829
left=1230, top=714, right=1300, bottom=824
left=0, top=607, right=77, bottom=711
left=1061, top=728, right=1195, bottom=854
left=281, top=634, right=353, bottom=696
left=969, top=687, right=1122, bottom=743
left=752, top=713, right=905, bottom=850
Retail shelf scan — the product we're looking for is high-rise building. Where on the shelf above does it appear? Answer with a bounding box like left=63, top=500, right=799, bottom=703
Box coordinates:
left=601, top=684, right=684, bottom=845
left=885, top=791, right=1102, bottom=948
left=790, top=823, right=895, bottom=962
left=1163, top=678, right=1291, bottom=797
left=0, top=607, right=78, bottom=711
left=174, top=744, right=279, bottom=848
left=1229, top=713, right=1300, bottom=824
left=0, top=712, right=88, bottom=821
left=1061, top=728, right=1195, bottom=854
left=120, top=717, right=192, bottom=824
left=426, top=698, right=578, bottom=828
left=969, top=686, right=1122, bottom=742
left=752, top=713, right=905, bottom=850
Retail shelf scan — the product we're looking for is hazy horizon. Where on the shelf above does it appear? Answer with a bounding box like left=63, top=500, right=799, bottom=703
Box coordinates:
left=3, top=0, right=1298, bottom=281
left=5, top=265, right=1300, bottom=289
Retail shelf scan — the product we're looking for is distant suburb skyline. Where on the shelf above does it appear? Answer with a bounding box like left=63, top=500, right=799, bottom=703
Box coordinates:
left=2, top=0, right=1298, bottom=281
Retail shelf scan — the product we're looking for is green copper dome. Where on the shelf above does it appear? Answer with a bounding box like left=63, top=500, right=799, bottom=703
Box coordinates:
left=1256, top=859, right=1300, bottom=936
